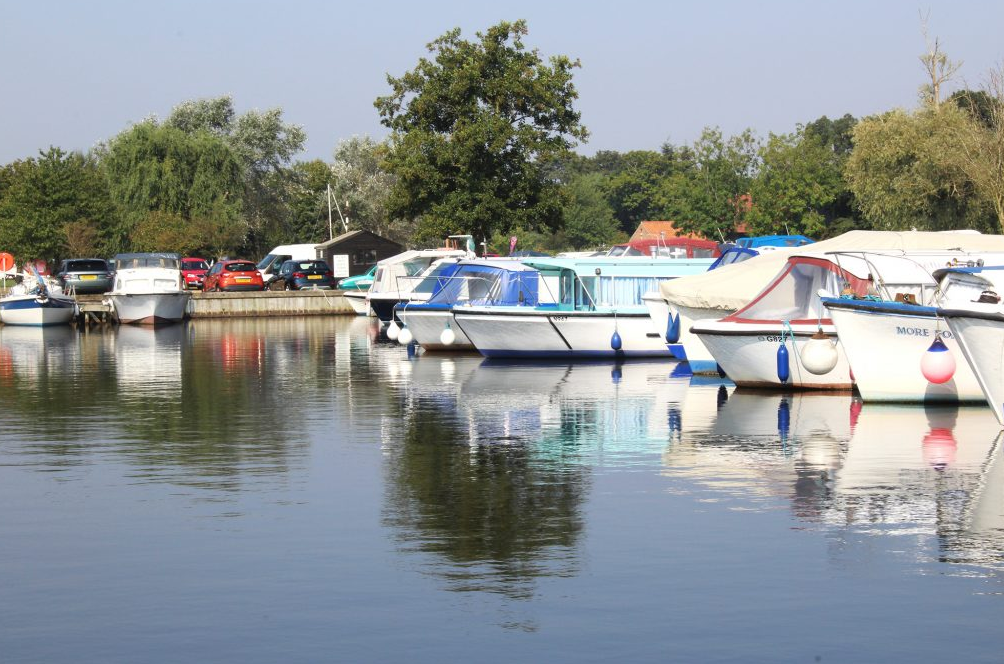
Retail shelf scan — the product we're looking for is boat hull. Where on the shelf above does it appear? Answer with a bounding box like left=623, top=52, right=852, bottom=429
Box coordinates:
left=694, top=321, right=853, bottom=389
left=397, top=307, right=474, bottom=351
left=0, top=294, right=76, bottom=326
left=940, top=305, right=1004, bottom=425
left=454, top=307, right=673, bottom=359
left=343, top=290, right=372, bottom=316
left=110, top=292, right=190, bottom=325
left=825, top=299, right=982, bottom=402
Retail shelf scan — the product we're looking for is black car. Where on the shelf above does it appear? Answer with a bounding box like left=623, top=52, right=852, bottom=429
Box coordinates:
left=274, top=259, right=336, bottom=290
left=55, top=258, right=114, bottom=294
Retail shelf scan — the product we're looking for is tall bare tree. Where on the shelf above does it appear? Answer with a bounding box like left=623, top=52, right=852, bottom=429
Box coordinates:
left=919, top=14, right=962, bottom=108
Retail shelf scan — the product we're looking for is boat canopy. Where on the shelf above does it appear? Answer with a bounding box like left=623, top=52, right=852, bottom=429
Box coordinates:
left=520, top=256, right=713, bottom=309
left=659, top=230, right=1004, bottom=311
left=722, top=250, right=974, bottom=324
left=708, top=246, right=759, bottom=270
left=371, top=249, right=468, bottom=295
left=425, top=260, right=541, bottom=307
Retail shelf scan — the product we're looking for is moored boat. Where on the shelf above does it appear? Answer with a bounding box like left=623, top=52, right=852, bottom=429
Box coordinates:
left=0, top=268, right=76, bottom=326
left=396, top=259, right=543, bottom=351
left=822, top=262, right=1004, bottom=403
left=453, top=256, right=713, bottom=359
left=107, top=253, right=190, bottom=325
left=692, top=249, right=1002, bottom=390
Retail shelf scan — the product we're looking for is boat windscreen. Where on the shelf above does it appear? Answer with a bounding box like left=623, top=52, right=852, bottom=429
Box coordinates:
left=429, top=267, right=539, bottom=306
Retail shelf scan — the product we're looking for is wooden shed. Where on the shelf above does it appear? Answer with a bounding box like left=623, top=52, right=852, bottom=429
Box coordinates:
left=315, top=230, right=404, bottom=278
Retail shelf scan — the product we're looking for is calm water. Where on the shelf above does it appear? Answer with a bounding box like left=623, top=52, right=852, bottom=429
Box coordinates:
left=2, top=316, right=1003, bottom=663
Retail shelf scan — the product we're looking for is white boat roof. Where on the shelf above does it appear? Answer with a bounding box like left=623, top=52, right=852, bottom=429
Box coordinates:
left=659, top=230, right=1004, bottom=311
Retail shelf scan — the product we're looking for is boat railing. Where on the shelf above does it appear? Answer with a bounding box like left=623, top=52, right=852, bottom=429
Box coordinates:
left=827, top=251, right=945, bottom=305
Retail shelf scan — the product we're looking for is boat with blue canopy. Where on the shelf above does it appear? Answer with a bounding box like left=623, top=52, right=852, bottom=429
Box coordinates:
left=395, top=260, right=543, bottom=351
left=452, top=256, right=714, bottom=359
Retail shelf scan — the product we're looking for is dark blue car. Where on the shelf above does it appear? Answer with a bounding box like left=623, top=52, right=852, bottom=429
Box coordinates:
left=276, top=259, right=336, bottom=290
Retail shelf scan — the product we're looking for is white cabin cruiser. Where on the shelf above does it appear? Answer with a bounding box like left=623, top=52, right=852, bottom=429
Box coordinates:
left=107, top=252, right=190, bottom=325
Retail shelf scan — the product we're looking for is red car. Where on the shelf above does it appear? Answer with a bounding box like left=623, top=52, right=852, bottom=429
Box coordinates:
left=203, top=259, right=265, bottom=292
left=181, top=257, right=210, bottom=290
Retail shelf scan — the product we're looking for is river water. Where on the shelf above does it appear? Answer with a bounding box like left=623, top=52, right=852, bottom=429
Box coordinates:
left=1, top=316, right=1003, bottom=663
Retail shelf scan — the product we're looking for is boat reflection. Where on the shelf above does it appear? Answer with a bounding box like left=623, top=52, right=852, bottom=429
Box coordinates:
left=664, top=389, right=1004, bottom=570
left=0, top=319, right=377, bottom=493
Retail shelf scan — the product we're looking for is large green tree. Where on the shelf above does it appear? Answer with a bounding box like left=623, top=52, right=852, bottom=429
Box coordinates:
left=662, top=128, right=760, bottom=238
left=103, top=121, right=245, bottom=253
left=0, top=147, right=113, bottom=262
left=375, top=20, right=588, bottom=245
left=745, top=129, right=846, bottom=238
left=165, top=96, right=307, bottom=253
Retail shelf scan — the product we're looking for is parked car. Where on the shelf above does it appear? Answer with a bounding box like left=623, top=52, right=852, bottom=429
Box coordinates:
left=181, top=257, right=210, bottom=290
left=337, top=265, right=376, bottom=290
left=203, top=259, right=265, bottom=292
left=55, top=258, right=114, bottom=294
left=274, top=259, right=336, bottom=290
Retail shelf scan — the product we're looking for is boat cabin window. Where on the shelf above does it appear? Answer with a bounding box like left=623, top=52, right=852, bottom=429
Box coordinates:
left=114, top=256, right=180, bottom=270
left=592, top=276, right=666, bottom=306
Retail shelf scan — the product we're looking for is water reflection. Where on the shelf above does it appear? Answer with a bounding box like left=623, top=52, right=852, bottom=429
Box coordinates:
left=0, top=319, right=372, bottom=492
left=664, top=388, right=1004, bottom=571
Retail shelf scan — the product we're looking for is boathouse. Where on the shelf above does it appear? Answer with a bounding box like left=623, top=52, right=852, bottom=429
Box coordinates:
left=315, top=230, right=404, bottom=277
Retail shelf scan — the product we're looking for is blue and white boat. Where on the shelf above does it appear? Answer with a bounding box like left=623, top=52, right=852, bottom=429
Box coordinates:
left=823, top=261, right=1004, bottom=403
left=395, top=260, right=543, bottom=351
left=0, top=268, right=76, bottom=326
left=452, top=256, right=714, bottom=359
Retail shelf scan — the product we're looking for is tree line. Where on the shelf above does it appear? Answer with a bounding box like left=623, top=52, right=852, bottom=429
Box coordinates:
left=1, top=19, right=1002, bottom=264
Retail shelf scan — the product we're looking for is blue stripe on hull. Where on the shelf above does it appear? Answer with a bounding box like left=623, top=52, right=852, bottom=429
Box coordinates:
left=478, top=349, right=673, bottom=359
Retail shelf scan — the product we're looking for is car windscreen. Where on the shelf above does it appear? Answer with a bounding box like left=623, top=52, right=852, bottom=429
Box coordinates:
left=227, top=262, right=258, bottom=272
left=182, top=260, right=208, bottom=270
left=67, top=260, right=108, bottom=272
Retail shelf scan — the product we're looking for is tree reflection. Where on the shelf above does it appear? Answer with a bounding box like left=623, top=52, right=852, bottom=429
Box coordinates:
left=382, top=399, right=587, bottom=600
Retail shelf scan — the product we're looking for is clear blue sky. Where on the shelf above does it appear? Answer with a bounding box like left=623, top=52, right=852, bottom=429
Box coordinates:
left=1, top=0, right=1001, bottom=164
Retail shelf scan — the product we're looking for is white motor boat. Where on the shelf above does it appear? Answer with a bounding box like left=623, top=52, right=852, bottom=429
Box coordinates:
left=107, top=253, right=190, bottom=325
left=822, top=262, right=1004, bottom=403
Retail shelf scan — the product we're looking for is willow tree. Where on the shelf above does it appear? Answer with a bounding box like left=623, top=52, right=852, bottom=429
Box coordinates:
left=374, top=20, right=588, bottom=245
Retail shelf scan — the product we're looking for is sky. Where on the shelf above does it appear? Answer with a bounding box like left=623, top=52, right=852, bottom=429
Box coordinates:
left=1, top=0, right=1002, bottom=164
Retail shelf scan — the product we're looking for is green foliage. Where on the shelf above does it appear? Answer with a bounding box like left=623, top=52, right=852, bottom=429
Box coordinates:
left=287, top=159, right=336, bottom=244
left=0, top=147, right=113, bottom=262
left=602, top=150, right=676, bottom=233
left=330, top=136, right=407, bottom=242
left=746, top=130, right=846, bottom=238
left=845, top=106, right=995, bottom=232
left=662, top=128, right=760, bottom=238
left=375, top=20, right=587, bottom=245
left=103, top=121, right=244, bottom=252
left=562, top=172, right=624, bottom=249
left=165, top=96, right=307, bottom=254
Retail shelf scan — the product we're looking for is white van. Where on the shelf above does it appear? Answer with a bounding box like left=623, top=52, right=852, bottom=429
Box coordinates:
left=257, top=244, right=319, bottom=283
